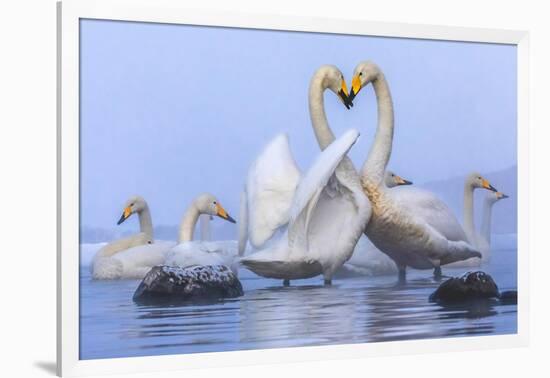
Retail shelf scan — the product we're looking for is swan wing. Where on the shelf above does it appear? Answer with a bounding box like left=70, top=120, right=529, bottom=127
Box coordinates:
left=244, top=134, right=301, bottom=249
left=390, top=187, right=468, bottom=242
left=287, top=129, right=370, bottom=275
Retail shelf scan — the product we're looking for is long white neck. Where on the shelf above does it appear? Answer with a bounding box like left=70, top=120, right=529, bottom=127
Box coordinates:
left=137, top=205, right=154, bottom=240
left=463, top=182, right=476, bottom=245
left=361, top=71, right=394, bottom=186
left=199, top=214, right=211, bottom=241
left=480, top=197, right=495, bottom=246
left=178, top=204, right=201, bottom=243
left=309, top=73, right=336, bottom=150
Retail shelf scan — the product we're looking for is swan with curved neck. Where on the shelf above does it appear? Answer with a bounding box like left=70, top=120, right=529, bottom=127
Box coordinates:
left=347, top=61, right=483, bottom=280
left=165, top=193, right=239, bottom=273
left=92, top=196, right=174, bottom=279
left=240, top=65, right=370, bottom=285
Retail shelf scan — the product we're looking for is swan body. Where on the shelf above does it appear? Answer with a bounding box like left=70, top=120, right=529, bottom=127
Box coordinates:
left=164, top=193, right=239, bottom=273
left=241, top=128, right=370, bottom=282
left=91, top=196, right=175, bottom=279
left=348, top=61, right=481, bottom=278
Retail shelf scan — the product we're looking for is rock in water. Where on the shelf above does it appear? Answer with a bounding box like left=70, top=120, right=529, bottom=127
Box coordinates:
left=429, top=271, right=499, bottom=303
left=133, top=265, right=244, bottom=304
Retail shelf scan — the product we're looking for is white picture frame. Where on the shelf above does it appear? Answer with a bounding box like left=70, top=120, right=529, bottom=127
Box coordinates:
left=57, top=0, right=530, bottom=376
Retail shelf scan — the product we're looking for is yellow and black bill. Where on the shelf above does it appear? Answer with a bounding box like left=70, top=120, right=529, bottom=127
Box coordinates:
left=117, top=206, right=132, bottom=225
left=338, top=80, right=353, bottom=109
left=482, top=179, right=498, bottom=192
left=216, top=203, right=236, bottom=224
left=348, top=74, right=362, bottom=102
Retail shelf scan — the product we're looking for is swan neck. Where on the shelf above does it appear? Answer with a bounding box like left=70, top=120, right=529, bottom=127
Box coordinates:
left=178, top=204, right=200, bottom=243
left=199, top=214, right=211, bottom=241
left=480, top=198, right=494, bottom=246
left=463, top=183, right=476, bottom=244
left=309, top=75, right=335, bottom=150
left=138, top=205, right=154, bottom=240
left=361, top=73, right=394, bottom=186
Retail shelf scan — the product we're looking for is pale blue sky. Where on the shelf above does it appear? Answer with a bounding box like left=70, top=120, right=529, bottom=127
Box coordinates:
left=80, top=19, right=517, bottom=233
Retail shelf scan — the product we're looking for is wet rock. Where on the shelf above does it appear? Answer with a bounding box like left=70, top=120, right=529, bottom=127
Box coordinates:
left=429, top=271, right=499, bottom=303
left=499, top=290, right=518, bottom=305
left=133, top=265, right=244, bottom=304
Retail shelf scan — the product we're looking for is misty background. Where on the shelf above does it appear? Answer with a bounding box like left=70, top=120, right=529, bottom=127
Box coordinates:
left=79, top=19, right=517, bottom=243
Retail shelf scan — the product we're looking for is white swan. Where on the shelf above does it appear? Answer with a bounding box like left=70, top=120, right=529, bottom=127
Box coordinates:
left=91, top=196, right=175, bottom=280
left=164, top=193, right=239, bottom=273
left=240, top=128, right=369, bottom=285
left=338, top=171, right=412, bottom=277
left=348, top=61, right=481, bottom=280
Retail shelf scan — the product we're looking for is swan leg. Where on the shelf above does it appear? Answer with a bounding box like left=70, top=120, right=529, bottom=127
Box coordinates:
left=398, top=265, right=406, bottom=283
left=433, top=261, right=442, bottom=281
left=283, top=279, right=290, bottom=287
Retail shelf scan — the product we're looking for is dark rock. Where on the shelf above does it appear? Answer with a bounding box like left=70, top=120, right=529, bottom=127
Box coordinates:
left=429, top=271, right=499, bottom=303
left=499, top=290, right=518, bottom=305
left=133, top=265, right=244, bottom=305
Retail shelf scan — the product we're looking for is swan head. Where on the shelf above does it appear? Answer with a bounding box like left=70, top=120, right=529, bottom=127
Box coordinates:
left=195, top=193, right=236, bottom=224
left=385, top=171, right=413, bottom=188
left=312, top=65, right=353, bottom=109
left=466, top=172, right=498, bottom=192
left=349, top=61, right=382, bottom=102
left=117, top=195, right=147, bottom=225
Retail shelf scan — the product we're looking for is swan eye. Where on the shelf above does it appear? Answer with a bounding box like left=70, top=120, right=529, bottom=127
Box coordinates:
left=359, top=72, right=363, bottom=76
left=213, top=201, right=217, bottom=205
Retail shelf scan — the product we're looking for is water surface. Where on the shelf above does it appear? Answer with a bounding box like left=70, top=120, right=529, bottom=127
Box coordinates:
left=80, top=242, right=517, bottom=360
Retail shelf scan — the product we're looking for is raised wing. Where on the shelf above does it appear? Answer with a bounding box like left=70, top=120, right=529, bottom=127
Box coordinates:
left=242, top=134, right=301, bottom=250
left=288, top=129, right=364, bottom=254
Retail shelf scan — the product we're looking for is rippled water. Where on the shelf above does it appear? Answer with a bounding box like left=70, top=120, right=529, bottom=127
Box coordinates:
left=79, top=244, right=517, bottom=360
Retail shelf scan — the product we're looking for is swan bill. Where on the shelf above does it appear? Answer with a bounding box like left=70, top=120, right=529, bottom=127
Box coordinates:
left=395, top=175, right=413, bottom=186
left=349, top=74, right=362, bottom=101
left=482, top=179, right=498, bottom=192
left=216, top=203, right=236, bottom=223
left=497, top=192, right=509, bottom=199
left=338, top=80, right=353, bottom=109
left=117, top=206, right=132, bottom=225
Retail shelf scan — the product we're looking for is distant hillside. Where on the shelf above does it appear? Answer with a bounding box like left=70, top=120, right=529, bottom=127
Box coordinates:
left=418, top=165, right=517, bottom=234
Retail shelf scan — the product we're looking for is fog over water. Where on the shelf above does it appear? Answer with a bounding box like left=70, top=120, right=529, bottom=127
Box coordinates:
left=80, top=19, right=517, bottom=240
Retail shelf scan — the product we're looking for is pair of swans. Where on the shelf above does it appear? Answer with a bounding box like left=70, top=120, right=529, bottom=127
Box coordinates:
left=91, top=194, right=237, bottom=279
left=239, top=65, right=371, bottom=285
left=450, top=173, right=508, bottom=266
left=241, top=62, right=488, bottom=284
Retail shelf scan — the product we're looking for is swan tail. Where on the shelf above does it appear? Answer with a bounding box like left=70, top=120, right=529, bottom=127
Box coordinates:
left=440, top=241, right=482, bottom=265
left=238, top=189, right=248, bottom=256
left=91, top=257, right=123, bottom=280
